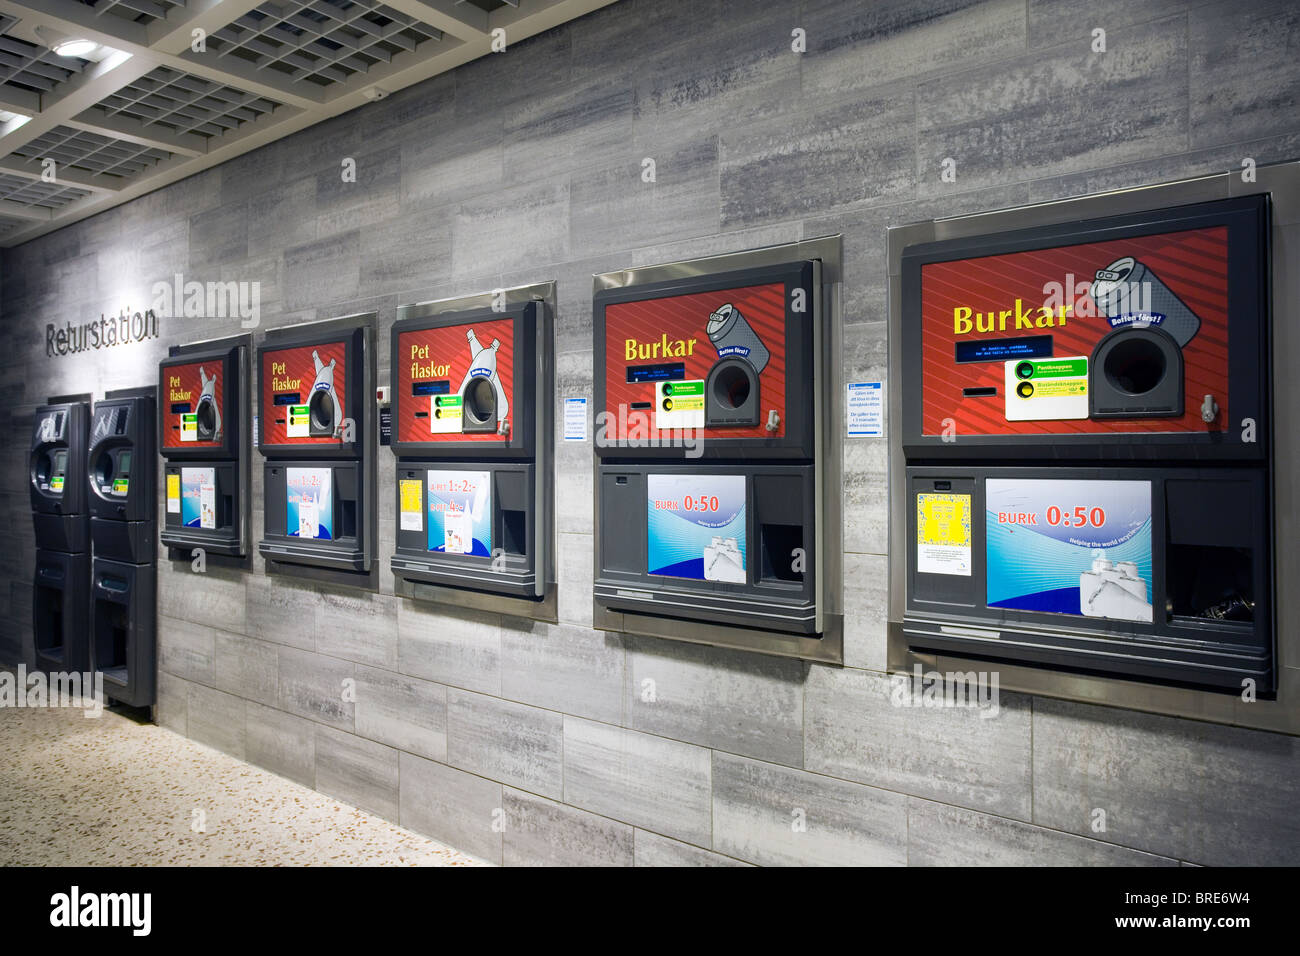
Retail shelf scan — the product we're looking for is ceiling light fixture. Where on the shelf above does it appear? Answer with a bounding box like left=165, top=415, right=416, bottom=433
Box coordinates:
left=53, top=37, right=97, bottom=58
left=34, top=26, right=98, bottom=59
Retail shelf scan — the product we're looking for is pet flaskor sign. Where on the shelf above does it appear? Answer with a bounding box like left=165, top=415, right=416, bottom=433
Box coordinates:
left=46, top=308, right=159, bottom=357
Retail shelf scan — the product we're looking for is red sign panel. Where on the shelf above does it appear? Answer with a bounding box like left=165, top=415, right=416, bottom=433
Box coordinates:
left=394, top=317, right=515, bottom=445
left=602, top=281, right=788, bottom=440
left=161, top=358, right=225, bottom=449
left=920, top=226, right=1230, bottom=436
left=261, top=341, right=348, bottom=446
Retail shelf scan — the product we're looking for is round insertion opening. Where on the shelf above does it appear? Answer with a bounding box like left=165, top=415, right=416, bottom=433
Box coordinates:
left=1105, top=335, right=1167, bottom=395
left=309, top=390, right=334, bottom=431
left=464, top=377, right=496, bottom=425
left=197, top=399, right=216, bottom=436
left=94, top=451, right=114, bottom=487
left=1015, top=361, right=1035, bottom=380
left=711, top=363, right=751, bottom=410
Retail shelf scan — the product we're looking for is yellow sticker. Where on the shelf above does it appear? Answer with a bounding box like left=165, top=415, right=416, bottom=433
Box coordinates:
left=918, top=493, right=970, bottom=546
left=166, top=474, right=181, bottom=514
left=917, top=492, right=972, bottom=576
left=399, top=479, right=423, bottom=532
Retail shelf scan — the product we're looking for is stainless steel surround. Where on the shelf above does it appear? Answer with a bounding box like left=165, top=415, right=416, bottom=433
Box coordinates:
left=592, top=235, right=844, bottom=664
left=887, top=160, right=1300, bottom=735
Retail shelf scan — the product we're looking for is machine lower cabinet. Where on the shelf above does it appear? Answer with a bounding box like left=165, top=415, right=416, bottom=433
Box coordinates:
left=91, top=558, right=156, bottom=707
left=32, top=549, right=90, bottom=674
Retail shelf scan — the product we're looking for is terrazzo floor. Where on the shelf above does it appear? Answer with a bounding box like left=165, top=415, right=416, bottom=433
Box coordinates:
left=0, top=689, right=487, bottom=866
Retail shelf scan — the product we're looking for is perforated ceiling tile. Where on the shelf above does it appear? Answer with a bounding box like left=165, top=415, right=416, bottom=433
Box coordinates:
left=85, top=0, right=190, bottom=28
left=0, top=0, right=616, bottom=244
left=10, top=126, right=172, bottom=183
left=459, top=0, right=518, bottom=12
left=93, top=66, right=282, bottom=139
left=0, top=172, right=91, bottom=209
left=0, top=14, right=90, bottom=94
left=208, top=0, right=445, bottom=87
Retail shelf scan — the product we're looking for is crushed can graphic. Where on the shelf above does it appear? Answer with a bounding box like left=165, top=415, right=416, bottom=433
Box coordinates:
left=1079, top=554, right=1152, bottom=623
left=705, top=303, right=768, bottom=427
left=308, top=349, right=342, bottom=437
left=1089, top=256, right=1202, bottom=347
left=457, top=328, right=509, bottom=433
left=706, top=303, right=770, bottom=373
left=703, top=535, right=746, bottom=584
left=196, top=365, right=222, bottom=441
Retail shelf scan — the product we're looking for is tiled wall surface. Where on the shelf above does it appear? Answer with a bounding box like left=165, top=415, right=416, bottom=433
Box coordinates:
left=2, top=0, right=1299, bottom=865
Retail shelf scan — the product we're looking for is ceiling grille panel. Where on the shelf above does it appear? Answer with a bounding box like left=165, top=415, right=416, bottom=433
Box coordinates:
left=0, top=171, right=92, bottom=208
left=10, top=126, right=171, bottom=183
left=93, top=66, right=282, bottom=139
left=0, top=14, right=90, bottom=95
left=208, top=1, right=445, bottom=88
left=0, top=0, right=616, bottom=246
left=86, top=0, right=190, bottom=28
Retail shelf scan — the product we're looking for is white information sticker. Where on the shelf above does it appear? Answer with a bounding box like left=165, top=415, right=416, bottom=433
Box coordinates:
left=847, top=382, right=883, bottom=437
left=564, top=397, right=588, bottom=441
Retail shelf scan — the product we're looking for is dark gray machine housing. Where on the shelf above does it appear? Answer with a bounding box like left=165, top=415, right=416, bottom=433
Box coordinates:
left=30, top=398, right=90, bottom=553
left=87, top=387, right=157, bottom=707
left=88, top=390, right=156, bottom=564
left=30, top=394, right=93, bottom=674
left=597, top=463, right=817, bottom=633
left=158, top=338, right=250, bottom=557
left=256, top=316, right=375, bottom=577
left=389, top=300, right=554, bottom=611
left=592, top=258, right=830, bottom=648
left=905, top=465, right=1272, bottom=692
left=897, top=195, right=1273, bottom=694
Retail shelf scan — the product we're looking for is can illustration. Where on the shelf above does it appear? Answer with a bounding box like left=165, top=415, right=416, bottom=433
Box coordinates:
left=706, top=303, right=770, bottom=373
left=1089, top=256, right=1202, bottom=347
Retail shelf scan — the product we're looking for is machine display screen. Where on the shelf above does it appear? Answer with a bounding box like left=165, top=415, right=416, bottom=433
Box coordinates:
left=985, top=478, right=1153, bottom=622
left=646, top=473, right=747, bottom=583
left=286, top=467, right=333, bottom=540
left=426, top=470, right=491, bottom=556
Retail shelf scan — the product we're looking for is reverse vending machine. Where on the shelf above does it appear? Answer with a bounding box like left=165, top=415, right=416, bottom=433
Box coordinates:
left=158, top=336, right=250, bottom=557
left=30, top=395, right=91, bottom=673
left=88, top=387, right=157, bottom=707
left=892, top=192, right=1275, bottom=695
left=257, top=313, right=375, bottom=578
left=593, top=241, right=842, bottom=662
left=389, top=287, right=555, bottom=617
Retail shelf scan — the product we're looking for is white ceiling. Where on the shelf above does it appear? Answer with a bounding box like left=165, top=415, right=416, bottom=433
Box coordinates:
left=0, top=0, right=617, bottom=247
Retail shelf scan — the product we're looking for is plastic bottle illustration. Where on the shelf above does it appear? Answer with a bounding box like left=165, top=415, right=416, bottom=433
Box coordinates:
left=197, top=365, right=222, bottom=440
left=310, top=349, right=342, bottom=437
left=457, top=329, right=509, bottom=426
